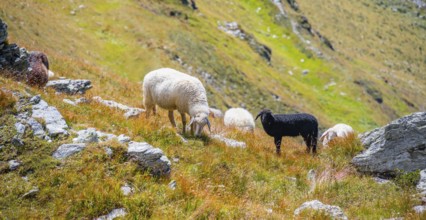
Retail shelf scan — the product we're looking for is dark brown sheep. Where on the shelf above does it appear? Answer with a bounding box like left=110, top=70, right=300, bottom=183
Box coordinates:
left=26, top=51, right=50, bottom=87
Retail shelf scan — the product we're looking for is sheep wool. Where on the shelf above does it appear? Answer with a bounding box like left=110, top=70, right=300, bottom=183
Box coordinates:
left=320, top=123, right=354, bottom=147
left=256, top=109, right=318, bottom=155
left=224, top=108, right=255, bottom=132
left=142, top=68, right=211, bottom=137
left=26, top=51, right=50, bottom=87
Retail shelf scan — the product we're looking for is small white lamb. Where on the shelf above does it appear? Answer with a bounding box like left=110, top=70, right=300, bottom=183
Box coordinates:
left=224, top=108, right=255, bottom=132
left=320, top=123, right=354, bottom=147
left=142, top=68, right=211, bottom=137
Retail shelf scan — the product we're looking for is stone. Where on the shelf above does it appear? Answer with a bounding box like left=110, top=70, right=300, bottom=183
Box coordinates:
left=418, top=169, right=426, bottom=193
left=45, top=79, right=92, bottom=95
left=93, top=96, right=145, bottom=118
left=127, top=141, right=171, bottom=177
left=32, top=100, right=69, bottom=137
left=0, top=43, right=30, bottom=78
left=96, top=131, right=117, bottom=142
left=75, top=97, right=90, bottom=104
left=63, top=99, right=76, bottom=106
left=52, top=143, right=86, bottom=159
left=8, top=160, right=21, bottom=170
left=27, top=117, right=46, bottom=138
left=413, top=205, right=426, bottom=214
left=15, top=122, right=26, bottom=137
left=294, top=200, right=348, bottom=220
left=211, top=134, right=246, bottom=148
left=121, top=183, right=133, bottom=196
left=21, top=187, right=39, bottom=199
left=168, top=180, right=177, bottom=190
left=302, top=69, right=310, bottom=75
left=0, top=18, right=7, bottom=44
left=29, top=95, right=41, bottom=104
left=11, top=137, right=24, bottom=147
left=104, top=147, right=113, bottom=156
left=352, top=112, right=426, bottom=175
left=73, top=128, right=98, bottom=143
left=124, top=108, right=144, bottom=119
left=95, top=208, right=126, bottom=220
left=373, top=177, right=392, bottom=185
left=117, top=134, right=131, bottom=143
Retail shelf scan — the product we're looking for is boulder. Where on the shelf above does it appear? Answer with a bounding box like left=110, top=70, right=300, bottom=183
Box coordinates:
left=294, top=200, right=348, bottom=220
left=45, top=79, right=92, bottom=95
left=127, top=141, right=171, bottom=177
left=73, top=128, right=98, bottom=143
left=52, top=143, right=86, bottom=159
left=0, top=18, right=7, bottom=44
left=352, top=112, right=426, bottom=175
left=32, top=99, right=69, bottom=137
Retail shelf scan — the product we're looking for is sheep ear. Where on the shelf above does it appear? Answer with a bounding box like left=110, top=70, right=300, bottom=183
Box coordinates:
left=206, top=118, right=211, bottom=132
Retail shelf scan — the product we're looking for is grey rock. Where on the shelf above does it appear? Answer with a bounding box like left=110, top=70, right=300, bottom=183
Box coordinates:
left=46, top=79, right=92, bottom=95
left=352, top=112, right=426, bottom=175
left=8, top=160, right=21, bottom=170
left=0, top=145, right=3, bottom=150
left=211, top=134, right=246, bottom=148
left=95, top=208, right=126, bottom=220
left=11, top=137, right=24, bottom=147
left=413, top=205, right=426, bottom=214
left=302, top=69, right=310, bottom=75
left=124, top=108, right=144, bottom=119
left=373, top=177, right=392, bottom=185
left=104, top=147, right=113, bottom=156
left=63, top=99, right=76, bottom=106
left=117, top=134, right=131, bottom=143
left=0, top=43, right=30, bottom=78
left=75, top=97, right=90, bottom=104
left=418, top=169, right=426, bottom=193
left=27, top=117, right=46, bottom=138
left=29, top=95, right=41, bottom=104
left=127, top=141, right=171, bottom=177
left=93, top=96, right=145, bottom=118
left=15, top=122, right=26, bottom=136
left=168, top=180, right=177, bottom=190
left=96, top=131, right=117, bottom=142
left=294, top=200, right=348, bottom=220
left=0, top=18, right=7, bottom=44
left=32, top=100, right=69, bottom=137
left=73, top=128, right=98, bottom=143
left=120, top=183, right=133, bottom=196
left=52, top=143, right=86, bottom=159
left=21, top=187, right=39, bottom=199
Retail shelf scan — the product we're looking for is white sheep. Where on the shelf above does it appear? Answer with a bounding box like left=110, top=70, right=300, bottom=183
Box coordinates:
left=224, top=108, right=255, bottom=132
left=142, top=68, right=211, bottom=137
left=319, top=123, right=354, bottom=147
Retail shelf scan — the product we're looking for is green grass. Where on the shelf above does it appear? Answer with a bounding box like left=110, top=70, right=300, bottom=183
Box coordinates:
left=1, top=0, right=425, bottom=219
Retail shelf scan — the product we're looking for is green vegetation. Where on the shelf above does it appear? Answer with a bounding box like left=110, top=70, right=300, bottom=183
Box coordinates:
left=1, top=0, right=425, bottom=219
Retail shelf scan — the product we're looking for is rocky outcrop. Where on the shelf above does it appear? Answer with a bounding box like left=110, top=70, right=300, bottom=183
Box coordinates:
left=127, top=141, right=171, bottom=177
left=93, top=96, right=145, bottom=119
left=46, top=79, right=92, bottom=95
left=352, top=112, right=426, bottom=175
left=294, top=200, right=348, bottom=220
left=32, top=97, right=69, bottom=137
left=218, top=21, right=272, bottom=64
left=52, top=143, right=87, bottom=160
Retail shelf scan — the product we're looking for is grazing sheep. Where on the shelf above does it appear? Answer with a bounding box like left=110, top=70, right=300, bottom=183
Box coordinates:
left=224, top=108, right=255, bottom=132
left=255, top=109, right=318, bottom=155
left=26, top=51, right=54, bottom=87
left=319, top=123, right=354, bottom=147
left=142, top=68, right=211, bottom=137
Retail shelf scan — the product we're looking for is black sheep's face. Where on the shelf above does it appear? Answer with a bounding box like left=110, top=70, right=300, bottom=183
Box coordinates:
left=255, top=109, right=273, bottom=124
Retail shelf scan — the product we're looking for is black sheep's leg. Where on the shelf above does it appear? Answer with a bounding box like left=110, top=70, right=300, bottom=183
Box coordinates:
left=312, top=135, right=318, bottom=154
left=274, top=136, right=282, bottom=155
left=303, top=136, right=312, bottom=153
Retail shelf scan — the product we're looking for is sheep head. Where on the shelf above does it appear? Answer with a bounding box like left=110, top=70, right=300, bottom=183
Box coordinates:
left=188, top=112, right=211, bottom=137
left=255, top=109, right=274, bottom=123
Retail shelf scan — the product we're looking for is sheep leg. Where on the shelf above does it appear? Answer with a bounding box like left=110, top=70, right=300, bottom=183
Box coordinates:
left=180, top=112, right=186, bottom=134
left=303, top=136, right=312, bottom=153
left=274, top=136, right=282, bottom=155
left=312, top=136, right=318, bottom=154
left=168, top=110, right=177, bottom=128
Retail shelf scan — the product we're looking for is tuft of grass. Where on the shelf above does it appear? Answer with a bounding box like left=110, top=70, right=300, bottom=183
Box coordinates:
left=0, top=90, right=16, bottom=116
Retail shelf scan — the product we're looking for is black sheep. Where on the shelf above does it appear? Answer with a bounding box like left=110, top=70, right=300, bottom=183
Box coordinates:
left=26, top=51, right=50, bottom=87
left=255, top=109, right=318, bottom=155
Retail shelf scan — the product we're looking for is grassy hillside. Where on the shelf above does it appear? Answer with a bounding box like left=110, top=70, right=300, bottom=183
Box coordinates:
left=1, top=0, right=425, bottom=219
